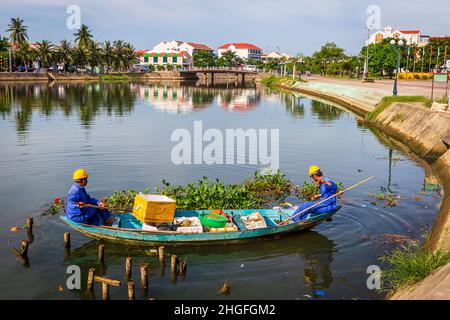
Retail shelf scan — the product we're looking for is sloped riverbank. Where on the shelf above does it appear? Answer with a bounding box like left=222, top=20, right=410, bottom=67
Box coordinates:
left=263, top=76, right=450, bottom=299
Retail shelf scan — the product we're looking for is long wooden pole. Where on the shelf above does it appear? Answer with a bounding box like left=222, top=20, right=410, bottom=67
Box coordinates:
left=279, top=176, right=375, bottom=225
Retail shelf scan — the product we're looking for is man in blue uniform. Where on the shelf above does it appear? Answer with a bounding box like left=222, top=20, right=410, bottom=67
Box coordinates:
left=291, top=165, right=338, bottom=222
left=66, top=169, right=115, bottom=226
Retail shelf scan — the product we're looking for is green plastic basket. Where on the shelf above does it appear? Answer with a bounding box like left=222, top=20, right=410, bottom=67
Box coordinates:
left=198, top=213, right=228, bottom=228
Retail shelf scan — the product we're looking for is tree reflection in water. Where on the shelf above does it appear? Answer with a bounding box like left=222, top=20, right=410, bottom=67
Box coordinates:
left=310, top=100, right=345, bottom=122
left=0, top=82, right=136, bottom=134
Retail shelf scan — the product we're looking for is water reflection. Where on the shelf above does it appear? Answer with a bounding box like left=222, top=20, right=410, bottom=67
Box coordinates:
left=136, top=82, right=261, bottom=113
left=0, top=82, right=136, bottom=133
left=63, top=231, right=335, bottom=299
left=311, top=100, right=345, bottom=122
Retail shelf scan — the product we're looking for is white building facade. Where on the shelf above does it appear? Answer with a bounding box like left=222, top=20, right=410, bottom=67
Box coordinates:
left=141, top=40, right=214, bottom=67
left=218, top=43, right=263, bottom=60
left=366, top=26, right=427, bottom=46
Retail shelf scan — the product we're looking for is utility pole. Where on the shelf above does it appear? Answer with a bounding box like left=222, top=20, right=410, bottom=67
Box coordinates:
left=8, top=47, right=12, bottom=72
left=364, top=28, right=370, bottom=79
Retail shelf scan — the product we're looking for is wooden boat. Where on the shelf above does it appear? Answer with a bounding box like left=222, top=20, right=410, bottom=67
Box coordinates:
left=61, top=206, right=342, bottom=246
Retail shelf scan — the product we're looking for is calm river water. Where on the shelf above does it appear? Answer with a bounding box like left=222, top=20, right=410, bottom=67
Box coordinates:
left=0, top=81, right=442, bottom=299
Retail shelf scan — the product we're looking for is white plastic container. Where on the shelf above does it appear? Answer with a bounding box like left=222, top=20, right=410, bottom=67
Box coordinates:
left=175, top=217, right=203, bottom=234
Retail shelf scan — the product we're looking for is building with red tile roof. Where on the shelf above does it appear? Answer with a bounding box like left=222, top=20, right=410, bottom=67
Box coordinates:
left=218, top=43, right=263, bottom=60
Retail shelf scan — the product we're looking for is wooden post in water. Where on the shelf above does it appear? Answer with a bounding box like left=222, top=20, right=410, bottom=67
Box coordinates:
left=125, top=256, right=132, bottom=279
left=158, top=246, right=165, bottom=264
left=101, top=282, right=109, bottom=300
left=98, top=244, right=105, bottom=263
left=26, top=217, right=33, bottom=232
left=127, top=281, right=135, bottom=300
left=140, top=263, right=149, bottom=290
left=171, top=255, right=178, bottom=273
left=94, top=276, right=121, bottom=300
left=180, top=259, right=187, bottom=276
left=64, top=232, right=70, bottom=250
left=87, top=268, right=96, bottom=290
left=20, top=240, right=29, bottom=257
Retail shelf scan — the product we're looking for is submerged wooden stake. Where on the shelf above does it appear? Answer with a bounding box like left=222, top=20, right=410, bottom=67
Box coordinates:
left=180, top=259, right=187, bottom=275
left=20, top=240, right=29, bottom=256
left=64, top=232, right=70, bottom=250
left=87, top=268, right=96, bottom=290
left=127, top=281, right=135, bottom=300
left=171, top=255, right=178, bottom=273
left=101, top=282, right=109, bottom=300
left=158, top=246, right=165, bottom=264
left=94, top=276, right=121, bottom=287
left=94, top=275, right=121, bottom=300
left=26, top=217, right=33, bottom=232
left=98, top=244, right=105, bottom=263
left=11, top=247, right=27, bottom=265
left=125, top=256, right=132, bottom=279
left=140, top=263, right=149, bottom=289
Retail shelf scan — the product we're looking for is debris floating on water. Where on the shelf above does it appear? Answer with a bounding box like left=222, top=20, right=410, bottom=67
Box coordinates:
left=219, top=281, right=231, bottom=295
left=10, top=226, right=20, bottom=232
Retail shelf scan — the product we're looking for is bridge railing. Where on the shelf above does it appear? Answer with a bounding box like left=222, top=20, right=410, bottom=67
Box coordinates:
left=178, top=66, right=263, bottom=73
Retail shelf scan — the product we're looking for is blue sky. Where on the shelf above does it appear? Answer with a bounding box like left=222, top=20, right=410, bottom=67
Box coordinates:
left=1, top=0, right=449, bottom=55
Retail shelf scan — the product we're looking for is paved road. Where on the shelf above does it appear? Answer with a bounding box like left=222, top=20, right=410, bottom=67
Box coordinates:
left=306, top=76, right=448, bottom=100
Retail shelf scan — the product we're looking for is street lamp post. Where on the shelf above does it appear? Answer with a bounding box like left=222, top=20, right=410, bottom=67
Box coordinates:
left=390, top=37, right=411, bottom=96
left=8, top=47, right=12, bottom=73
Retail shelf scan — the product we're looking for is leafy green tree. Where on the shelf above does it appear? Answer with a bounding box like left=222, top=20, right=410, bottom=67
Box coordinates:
left=193, top=50, right=217, bottom=67
left=6, top=17, right=29, bottom=46
left=34, top=40, right=55, bottom=69
left=360, top=39, right=405, bottom=77
left=217, top=50, right=244, bottom=67
left=15, top=43, right=34, bottom=68
left=73, top=24, right=93, bottom=49
left=0, top=36, right=9, bottom=52
left=102, top=40, right=114, bottom=72
left=264, top=57, right=282, bottom=71
left=87, top=40, right=103, bottom=73
left=56, top=40, right=72, bottom=72
left=71, top=46, right=88, bottom=68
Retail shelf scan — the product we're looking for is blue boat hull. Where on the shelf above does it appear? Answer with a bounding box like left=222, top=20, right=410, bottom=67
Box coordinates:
left=61, top=207, right=341, bottom=246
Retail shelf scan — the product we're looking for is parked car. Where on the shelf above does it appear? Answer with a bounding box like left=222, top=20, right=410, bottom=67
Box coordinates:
left=244, top=65, right=257, bottom=72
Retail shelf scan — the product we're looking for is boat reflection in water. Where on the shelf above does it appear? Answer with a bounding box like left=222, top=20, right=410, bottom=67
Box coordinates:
left=63, top=230, right=335, bottom=299
left=136, top=81, right=261, bottom=114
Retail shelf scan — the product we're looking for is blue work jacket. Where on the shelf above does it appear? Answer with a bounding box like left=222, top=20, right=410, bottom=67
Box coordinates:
left=65, top=183, right=100, bottom=222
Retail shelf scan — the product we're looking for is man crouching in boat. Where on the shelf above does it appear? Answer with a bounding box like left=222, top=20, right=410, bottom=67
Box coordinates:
left=290, top=165, right=338, bottom=222
left=66, top=169, right=116, bottom=226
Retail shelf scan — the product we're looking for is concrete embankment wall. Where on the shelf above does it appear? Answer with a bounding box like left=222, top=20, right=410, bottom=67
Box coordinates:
left=371, top=104, right=450, bottom=251
left=268, top=78, right=450, bottom=253
left=267, top=77, right=450, bottom=299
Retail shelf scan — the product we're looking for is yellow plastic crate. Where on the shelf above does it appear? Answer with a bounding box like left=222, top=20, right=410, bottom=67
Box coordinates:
left=132, top=194, right=176, bottom=224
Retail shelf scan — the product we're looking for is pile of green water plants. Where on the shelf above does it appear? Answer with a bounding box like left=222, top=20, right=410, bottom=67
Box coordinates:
left=104, top=189, right=137, bottom=211
left=381, top=237, right=450, bottom=292
left=101, top=170, right=335, bottom=211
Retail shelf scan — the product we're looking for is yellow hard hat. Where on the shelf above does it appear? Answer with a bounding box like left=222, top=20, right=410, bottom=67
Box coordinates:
left=72, top=168, right=88, bottom=180
left=308, top=165, right=321, bottom=176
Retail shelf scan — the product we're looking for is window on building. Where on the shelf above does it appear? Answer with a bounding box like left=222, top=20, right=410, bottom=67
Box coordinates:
left=173, top=57, right=177, bottom=63
left=153, top=56, right=158, bottom=63
left=163, top=56, right=168, bottom=63
left=144, top=56, right=149, bottom=63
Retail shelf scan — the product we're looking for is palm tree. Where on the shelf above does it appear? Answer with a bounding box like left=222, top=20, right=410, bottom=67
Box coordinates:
left=71, top=46, right=88, bottom=70
left=123, top=42, right=138, bottom=71
left=101, top=40, right=114, bottom=72
left=112, top=40, right=125, bottom=71
left=56, top=40, right=72, bottom=72
left=6, top=17, right=29, bottom=46
left=15, top=43, right=34, bottom=68
left=73, top=24, right=93, bottom=49
left=34, top=40, right=55, bottom=69
left=87, top=40, right=103, bottom=73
